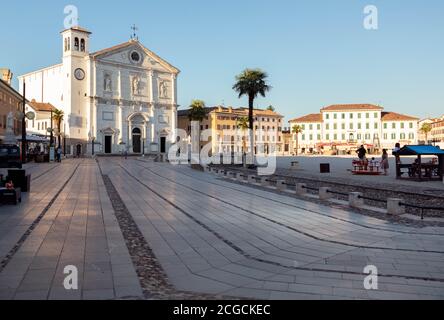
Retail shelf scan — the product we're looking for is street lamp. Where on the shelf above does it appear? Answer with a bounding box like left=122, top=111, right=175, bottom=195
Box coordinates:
left=92, top=136, right=96, bottom=156
left=142, top=129, right=145, bottom=157
left=21, top=82, right=27, bottom=163
left=50, top=108, right=54, bottom=147
left=63, top=123, right=67, bottom=156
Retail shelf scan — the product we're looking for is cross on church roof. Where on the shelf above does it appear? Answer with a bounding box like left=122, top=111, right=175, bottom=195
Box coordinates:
left=130, top=24, right=139, bottom=41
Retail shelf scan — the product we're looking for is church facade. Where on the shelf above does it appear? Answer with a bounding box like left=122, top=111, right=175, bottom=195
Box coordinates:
left=18, top=26, right=180, bottom=156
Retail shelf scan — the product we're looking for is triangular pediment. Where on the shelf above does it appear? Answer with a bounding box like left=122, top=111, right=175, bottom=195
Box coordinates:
left=91, top=41, right=180, bottom=74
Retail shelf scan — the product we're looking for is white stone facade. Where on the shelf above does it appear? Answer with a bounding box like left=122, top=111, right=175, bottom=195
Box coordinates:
left=18, top=26, right=179, bottom=156
left=289, top=105, right=419, bottom=154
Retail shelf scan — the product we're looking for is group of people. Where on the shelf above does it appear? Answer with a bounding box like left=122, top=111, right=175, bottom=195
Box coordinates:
left=356, top=145, right=390, bottom=175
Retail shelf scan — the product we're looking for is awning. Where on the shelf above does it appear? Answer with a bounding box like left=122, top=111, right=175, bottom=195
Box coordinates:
left=397, top=145, right=444, bottom=156
left=16, top=135, right=50, bottom=143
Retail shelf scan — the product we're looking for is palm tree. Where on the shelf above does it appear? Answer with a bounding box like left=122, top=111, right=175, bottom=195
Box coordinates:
left=188, top=100, right=206, bottom=163
left=236, top=117, right=249, bottom=155
left=420, top=123, right=432, bottom=145
left=233, top=69, right=271, bottom=164
left=52, top=109, right=64, bottom=148
left=292, top=125, right=304, bottom=155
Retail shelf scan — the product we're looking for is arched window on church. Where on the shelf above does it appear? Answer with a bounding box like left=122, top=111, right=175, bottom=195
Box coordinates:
left=64, top=38, right=67, bottom=52
left=74, top=37, right=79, bottom=51
left=67, top=37, right=71, bottom=51
left=80, top=39, right=85, bottom=52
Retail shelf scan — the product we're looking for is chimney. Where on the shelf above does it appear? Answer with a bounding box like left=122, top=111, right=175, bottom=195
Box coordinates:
left=0, top=69, right=13, bottom=85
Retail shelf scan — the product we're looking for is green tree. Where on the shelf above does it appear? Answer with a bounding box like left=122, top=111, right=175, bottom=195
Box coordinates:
left=188, top=100, right=206, bottom=163
left=420, top=123, right=432, bottom=144
left=236, top=116, right=249, bottom=154
left=233, top=69, right=271, bottom=163
left=52, top=109, right=64, bottom=148
left=266, top=105, right=275, bottom=112
left=292, top=125, right=304, bottom=155
left=188, top=99, right=206, bottom=123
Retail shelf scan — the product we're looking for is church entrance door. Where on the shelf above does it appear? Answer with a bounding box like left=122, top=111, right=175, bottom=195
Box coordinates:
left=160, top=137, right=166, bottom=153
left=132, top=128, right=142, bottom=153
left=105, top=136, right=112, bottom=154
left=76, top=144, right=82, bottom=157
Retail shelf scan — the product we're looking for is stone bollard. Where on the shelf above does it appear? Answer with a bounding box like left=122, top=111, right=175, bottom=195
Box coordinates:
left=276, top=180, right=287, bottom=192
left=349, top=192, right=364, bottom=208
left=248, top=175, right=257, bottom=184
left=319, top=187, right=334, bottom=200
left=296, top=183, right=307, bottom=195
left=387, top=198, right=405, bottom=216
left=261, top=177, right=270, bottom=187
left=237, top=173, right=244, bottom=182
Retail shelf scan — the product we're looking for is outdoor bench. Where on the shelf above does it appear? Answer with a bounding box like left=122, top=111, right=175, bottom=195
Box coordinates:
left=0, top=188, right=22, bottom=205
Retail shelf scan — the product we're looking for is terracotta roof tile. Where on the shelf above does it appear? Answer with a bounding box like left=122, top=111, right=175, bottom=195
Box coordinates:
left=61, top=26, right=92, bottom=34
left=381, top=112, right=419, bottom=122
left=28, top=100, right=58, bottom=112
left=289, top=113, right=322, bottom=123
left=321, top=104, right=383, bottom=112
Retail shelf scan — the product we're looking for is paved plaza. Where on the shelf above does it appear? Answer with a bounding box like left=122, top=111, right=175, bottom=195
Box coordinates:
left=276, top=156, right=444, bottom=190
left=1, top=158, right=444, bottom=300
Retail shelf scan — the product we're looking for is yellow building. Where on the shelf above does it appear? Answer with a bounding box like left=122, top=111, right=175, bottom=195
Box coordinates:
left=178, top=106, right=284, bottom=155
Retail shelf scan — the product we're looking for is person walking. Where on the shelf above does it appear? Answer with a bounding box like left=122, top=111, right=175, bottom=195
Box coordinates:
left=57, top=147, right=62, bottom=163
left=393, top=143, right=401, bottom=165
left=381, top=149, right=390, bottom=176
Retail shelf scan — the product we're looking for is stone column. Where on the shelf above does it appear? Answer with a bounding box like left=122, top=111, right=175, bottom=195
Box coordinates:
left=387, top=198, right=405, bottom=215
left=276, top=180, right=286, bottom=192
left=349, top=192, right=364, bottom=208
left=319, top=187, right=333, bottom=200
left=148, top=70, right=154, bottom=104
left=296, top=183, right=307, bottom=195
left=118, top=104, right=123, bottom=143
left=171, top=74, right=177, bottom=143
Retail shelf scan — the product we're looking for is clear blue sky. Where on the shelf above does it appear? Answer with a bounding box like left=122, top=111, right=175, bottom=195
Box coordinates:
left=1, top=0, right=443, bottom=123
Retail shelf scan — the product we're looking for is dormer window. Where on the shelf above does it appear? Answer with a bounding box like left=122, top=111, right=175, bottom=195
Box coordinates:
left=80, top=39, right=85, bottom=52
left=74, top=37, right=79, bottom=51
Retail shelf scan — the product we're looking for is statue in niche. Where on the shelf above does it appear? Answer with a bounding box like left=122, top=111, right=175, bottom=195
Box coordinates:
left=104, top=75, right=112, bottom=92
left=132, top=76, right=142, bottom=95
left=159, top=80, right=168, bottom=98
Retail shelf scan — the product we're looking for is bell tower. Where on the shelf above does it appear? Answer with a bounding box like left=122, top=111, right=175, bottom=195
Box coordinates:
left=60, top=26, right=91, bottom=143
left=61, top=26, right=91, bottom=57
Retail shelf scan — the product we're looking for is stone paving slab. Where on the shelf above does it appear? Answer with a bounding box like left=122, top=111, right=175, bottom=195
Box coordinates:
left=2, top=158, right=444, bottom=300
left=0, top=159, right=143, bottom=300
left=100, top=158, right=444, bottom=300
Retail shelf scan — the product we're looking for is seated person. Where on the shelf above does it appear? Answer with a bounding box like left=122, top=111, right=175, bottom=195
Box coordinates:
left=363, top=158, right=369, bottom=171
left=368, top=157, right=376, bottom=171
left=5, top=180, right=14, bottom=190
left=409, top=159, right=420, bottom=177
